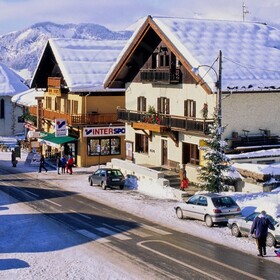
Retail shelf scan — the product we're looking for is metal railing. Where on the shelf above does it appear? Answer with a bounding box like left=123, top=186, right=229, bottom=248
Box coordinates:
left=117, top=108, right=214, bottom=134
left=29, top=107, right=119, bottom=125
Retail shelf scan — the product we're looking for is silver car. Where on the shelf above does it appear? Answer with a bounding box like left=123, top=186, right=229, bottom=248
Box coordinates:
left=227, top=212, right=280, bottom=247
left=174, top=193, right=241, bottom=227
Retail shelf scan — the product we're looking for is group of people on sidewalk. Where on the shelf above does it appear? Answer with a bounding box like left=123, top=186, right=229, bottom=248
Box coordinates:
left=38, top=153, right=74, bottom=175
left=56, top=154, right=74, bottom=175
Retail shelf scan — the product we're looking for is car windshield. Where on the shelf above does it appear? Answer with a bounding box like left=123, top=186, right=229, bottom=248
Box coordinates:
left=212, top=196, right=237, bottom=208
left=246, top=212, right=277, bottom=225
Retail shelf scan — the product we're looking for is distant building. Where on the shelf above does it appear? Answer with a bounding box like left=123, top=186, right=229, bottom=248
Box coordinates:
left=0, top=63, right=29, bottom=136
left=18, top=38, right=128, bottom=167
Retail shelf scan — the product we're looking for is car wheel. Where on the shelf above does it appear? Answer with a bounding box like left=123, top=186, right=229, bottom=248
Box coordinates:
left=231, top=224, right=241, bottom=237
left=119, top=185, right=124, bottom=190
left=266, top=233, right=276, bottom=247
left=101, top=181, right=107, bottom=190
left=90, top=179, right=93, bottom=186
left=176, top=208, right=184, bottom=219
left=205, top=215, right=213, bottom=227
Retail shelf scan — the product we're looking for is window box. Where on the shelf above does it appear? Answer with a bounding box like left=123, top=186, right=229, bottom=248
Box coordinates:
left=132, top=122, right=167, bottom=133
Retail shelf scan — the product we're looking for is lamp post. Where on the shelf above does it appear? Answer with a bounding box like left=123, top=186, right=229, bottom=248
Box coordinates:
left=217, top=50, right=222, bottom=148
left=193, top=50, right=225, bottom=192
left=192, top=50, right=222, bottom=143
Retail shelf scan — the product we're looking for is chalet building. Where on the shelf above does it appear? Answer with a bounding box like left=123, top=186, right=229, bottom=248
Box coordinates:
left=104, top=16, right=280, bottom=182
left=0, top=63, right=28, bottom=137
left=25, top=38, right=128, bottom=167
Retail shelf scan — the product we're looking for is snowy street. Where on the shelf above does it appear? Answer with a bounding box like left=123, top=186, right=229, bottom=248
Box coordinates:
left=0, top=151, right=280, bottom=279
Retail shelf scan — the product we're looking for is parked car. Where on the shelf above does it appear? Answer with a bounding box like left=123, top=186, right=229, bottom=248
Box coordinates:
left=174, top=193, right=241, bottom=227
left=227, top=212, right=280, bottom=247
left=88, top=168, right=125, bottom=190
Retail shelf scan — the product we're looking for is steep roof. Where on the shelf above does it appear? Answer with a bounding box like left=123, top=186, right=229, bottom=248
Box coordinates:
left=0, top=63, right=28, bottom=96
left=11, top=88, right=44, bottom=106
left=105, top=16, right=280, bottom=93
left=31, top=38, right=128, bottom=92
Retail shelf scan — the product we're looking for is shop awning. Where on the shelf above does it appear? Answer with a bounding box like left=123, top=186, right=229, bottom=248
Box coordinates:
left=38, top=132, right=77, bottom=148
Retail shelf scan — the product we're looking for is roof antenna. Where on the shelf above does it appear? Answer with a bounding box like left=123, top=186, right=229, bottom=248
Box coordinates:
left=242, top=1, right=249, bottom=21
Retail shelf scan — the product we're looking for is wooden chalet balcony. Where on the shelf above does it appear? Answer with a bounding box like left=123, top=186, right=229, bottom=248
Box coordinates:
left=29, top=107, right=118, bottom=125
left=117, top=108, right=214, bottom=134
left=140, top=68, right=181, bottom=84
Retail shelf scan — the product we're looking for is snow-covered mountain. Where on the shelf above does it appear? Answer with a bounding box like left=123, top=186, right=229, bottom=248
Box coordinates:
left=0, top=22, right=132, bottom=80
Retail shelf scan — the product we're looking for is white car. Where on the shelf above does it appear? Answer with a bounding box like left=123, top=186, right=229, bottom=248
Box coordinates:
left=174, top=193, right=241, bottom=227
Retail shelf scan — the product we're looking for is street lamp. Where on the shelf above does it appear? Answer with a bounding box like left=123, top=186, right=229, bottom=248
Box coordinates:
left=192, top=50, right=223, bottom=145
left=192, top=50, right=225, bottom=192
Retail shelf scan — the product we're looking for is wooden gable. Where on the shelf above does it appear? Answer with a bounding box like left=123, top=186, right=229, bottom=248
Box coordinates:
left=104, top=16, right=213, bottom=95
left=31, top=42, right=66, bottom=90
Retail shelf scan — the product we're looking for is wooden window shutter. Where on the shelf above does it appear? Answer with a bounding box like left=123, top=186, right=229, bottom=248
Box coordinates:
left=157, top=97, right=161, bottom=113
left=143, top=97, right=147, bottom=111
left=184, top=100, right=188, bottom=116
left=137, top=97, right=140, bottom=111
left=193, top=101, right=196, bottom=117
left=166, top=98, right=170, bottom=114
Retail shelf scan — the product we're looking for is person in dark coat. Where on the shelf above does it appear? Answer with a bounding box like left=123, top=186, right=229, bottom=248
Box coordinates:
left=56, top=155, right=62, bottom=175
left=250, top=210, right=275, bottom=257
left=11, top=150, right=17, bottom=167
left=39, top=154, right=48, bottom=173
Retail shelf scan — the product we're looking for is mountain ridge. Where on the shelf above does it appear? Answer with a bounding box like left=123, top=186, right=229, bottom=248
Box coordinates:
left=0, top=21, right=132, bottom=80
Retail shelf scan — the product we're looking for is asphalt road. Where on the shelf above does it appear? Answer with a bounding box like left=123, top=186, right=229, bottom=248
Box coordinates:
left=0, top=166, right=279, bottom=280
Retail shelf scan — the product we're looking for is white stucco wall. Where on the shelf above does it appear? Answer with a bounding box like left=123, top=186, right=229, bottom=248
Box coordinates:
left=124, top=82, right=215, bottom=167
left=222, top=92, right=280, bottom=139
left=0, top=97, right=24, bottom=136
left=126, top=82, right=216, bottom=117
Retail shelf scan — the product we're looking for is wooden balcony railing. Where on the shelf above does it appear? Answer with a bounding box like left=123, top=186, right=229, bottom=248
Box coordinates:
left=140, top=68, right=181, bottom=84
left=29, top=107, right=119, bottom=125
left=117, top=108, right=214, bottom=134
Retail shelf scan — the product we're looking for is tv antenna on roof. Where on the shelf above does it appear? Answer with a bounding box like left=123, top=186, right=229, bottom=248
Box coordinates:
left=242, top=1, right=249, bottom=21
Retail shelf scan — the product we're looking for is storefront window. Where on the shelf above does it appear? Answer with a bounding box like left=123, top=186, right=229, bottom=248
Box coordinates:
left=87, top=137, right=121, bottom=156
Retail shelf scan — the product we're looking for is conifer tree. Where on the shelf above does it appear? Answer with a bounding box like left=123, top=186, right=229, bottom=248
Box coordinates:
left=199, top=109, right=230, bottom=192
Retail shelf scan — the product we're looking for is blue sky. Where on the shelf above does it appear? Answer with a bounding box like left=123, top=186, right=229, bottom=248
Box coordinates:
left=0, top=0, right=280, bottom=35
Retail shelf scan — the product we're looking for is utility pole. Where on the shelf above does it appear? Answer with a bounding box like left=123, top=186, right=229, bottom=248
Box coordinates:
left=217, top=50, right=222, bottom=144
left=242, top=1, right=249, bottom=21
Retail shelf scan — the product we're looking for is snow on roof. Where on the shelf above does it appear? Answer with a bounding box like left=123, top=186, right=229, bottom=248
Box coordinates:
left=107, top=16, right=280, bottom=92
left=48, top=38, right=128, bottom=92
left=228, top=148, right=280, bottom=160
left=11, top=88, right=45, bottom=106
left=233, top=162, right=280, bottom=176
left=155, top=16, right=280, bottom=92
left=0, top=63, right=29, bottom=96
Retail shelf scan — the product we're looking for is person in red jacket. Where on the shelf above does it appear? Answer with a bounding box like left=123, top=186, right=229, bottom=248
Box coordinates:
left=67, top=155, right=74, bottom=175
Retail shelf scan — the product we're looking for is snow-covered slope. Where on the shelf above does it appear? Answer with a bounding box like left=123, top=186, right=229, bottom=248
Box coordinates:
left=0, top=22, right=132, bottom=80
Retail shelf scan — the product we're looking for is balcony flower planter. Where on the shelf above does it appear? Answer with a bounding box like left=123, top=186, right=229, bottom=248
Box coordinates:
left=131, top=122, right=167, bottom=133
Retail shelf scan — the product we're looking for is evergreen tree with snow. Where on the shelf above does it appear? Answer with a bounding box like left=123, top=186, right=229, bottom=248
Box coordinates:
left=199, top=109, right=230, bottom=192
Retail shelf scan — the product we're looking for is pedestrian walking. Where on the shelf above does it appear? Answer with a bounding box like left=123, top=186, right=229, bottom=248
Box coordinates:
left=11, top=150, right=17, bottom=167
left=38, top=154, right=48, bottom=173
left=61, top=155, right=67, bottom=174
left=56, top=155, right=62, bottom=175
left=67, top=155, right=74, bottom=175
left=250, top=210, right=275, bottom=257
